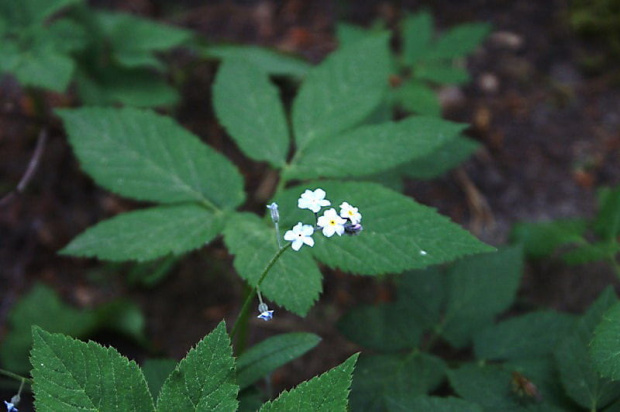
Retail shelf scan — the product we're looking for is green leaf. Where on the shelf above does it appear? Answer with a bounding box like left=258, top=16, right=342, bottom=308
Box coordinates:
left=58, top=107, right=245, bottom=208
left=338, top=303, right=423, bottom=352
left=223, top=213, right=322, bottom=316
left=142, top=359, right=177, bottom=399
left=292, top=34, right=390, bottom=149
left=397, top=267, right=447, bottom=330
left=387, top=396, right=483, bottom=412
left=473, top=311, right=576, bottom=360
left=336, top=23, right=376, bottom=46
left=285, top=117, right=465, bottom=180
left=31, top=327, right=154, bottom=412
left=0, top=283, right=97, bottom=374
left=416, top=64, right=471, bottom=84
left=97, top=11, right=191, bottom=69
left=595, top=186, right=620, bottom=239
left=402, top=11, right=434, bottom=65
left=276, top=181, right=494, bottom=275
left=201, top=45, right=310, bottom=78
left=61, top=204, right=223, bottom=262
left=237, top=333, right=321, bottom=389
left=213, top=58, right=290, bottom=168
left=93, top=300, right=147, bottom=344
left=260, top=354, right=358, bottom=412
left=510, top=218, right=588, bottom=259
left=555, top=287, right=620, bottom=410
left=5, top=42, right=74, bottom=92
left=426, top=22, right=492, bottom=60
left=0, top=0, right=81, bottom=28
left=402, top=135, right=480, bottom=179
left=395, top=80, right=441, bottom=116
left=562, top=241, right=620, bottom=265
left=441, top=246, right=522, bottom=348
left=75, top=66, right=179, bottom=107
left=156, top=322, right=238, bottom=411
left=350, top=353, right=446, bottom=411
left=591, top=302, right=620, bottom=381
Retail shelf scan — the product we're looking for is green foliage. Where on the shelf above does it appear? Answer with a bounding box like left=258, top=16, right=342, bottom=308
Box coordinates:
left=202, top=45, right=311, bottom=78
left=236, top=333, right=321, bottom=389
left=511, top=185, right=620, bottom=270
left=591, top=302, right=620, bottom=381
left=141, top=359, right=177, bottom=399
left=402, top=135, right=481, bottom=179
left=259, top=354, right=358, bottom=412
left=213, top=58, right=290, bottom=168
left=31, top=327, right=155, bottom=411
left=0, top=283, right=145, bottom=374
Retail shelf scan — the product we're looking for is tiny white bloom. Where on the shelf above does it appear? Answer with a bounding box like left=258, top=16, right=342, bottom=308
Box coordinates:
left=266, top=202, right=279, bottom=223
left=284, top=222, right=315, bottom=251
left=339, top=202, right=362, bottom=224
left=257, top=310, right=274, bottom=321
left=298, top=188, right=331, bottom=213
left=317, top=208, right=346, bottom=237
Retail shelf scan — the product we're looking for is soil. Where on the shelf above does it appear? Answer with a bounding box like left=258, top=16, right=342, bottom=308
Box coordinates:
left=1, top=0, right=619, bottom=410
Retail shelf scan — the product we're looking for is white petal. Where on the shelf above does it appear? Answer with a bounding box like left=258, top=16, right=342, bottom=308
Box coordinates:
left=304, top=236, right=315, bottom=247
left=292, top=239, right=303, bottom=251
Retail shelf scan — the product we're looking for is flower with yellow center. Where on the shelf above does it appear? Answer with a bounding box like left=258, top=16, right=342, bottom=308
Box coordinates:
left=317, top=208, right=346, bottom=237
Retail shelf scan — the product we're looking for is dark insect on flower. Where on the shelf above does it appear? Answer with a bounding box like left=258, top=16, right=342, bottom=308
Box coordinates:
left=344, top=222, right=363, bottom=236
left=511, top=371, right=542, bottom=402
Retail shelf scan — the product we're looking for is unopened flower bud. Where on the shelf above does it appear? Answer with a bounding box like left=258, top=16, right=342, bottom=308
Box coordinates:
left=266, top=203, right=279, bottom=223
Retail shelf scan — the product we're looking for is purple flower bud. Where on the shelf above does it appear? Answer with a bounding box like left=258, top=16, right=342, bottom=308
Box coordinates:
left=344, top=222, right=363, bottom=236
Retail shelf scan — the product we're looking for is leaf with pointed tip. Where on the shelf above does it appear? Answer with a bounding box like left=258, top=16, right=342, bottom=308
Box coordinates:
left=402, top=135, right=480, bottom=179
left=58, top=107, right=245, bottom=207
left=259, top=354, right=358, bottom=412
left=31, top=327, right=154, bottom=412
left=237, top=333, right=321, bottom=389
left=275, top=181, right=494, bottom=275
left=214, top=58, right=290, bottom=168
left=402, top=11, right=434, bottom=65
left=292, top=34, right=391, bottom=149
left=285, top=117, right=465, bottom=180
left=156, top=322, right=238, bottom=411
left=61, top=204, right=223, bottom=262
left=223, top=213, right=322, bottom=316
left=426, top=23, right=491, bottom=60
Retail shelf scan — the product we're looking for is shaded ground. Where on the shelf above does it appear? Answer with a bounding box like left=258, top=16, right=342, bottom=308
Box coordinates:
left=1, top=0, right=619, bottom=408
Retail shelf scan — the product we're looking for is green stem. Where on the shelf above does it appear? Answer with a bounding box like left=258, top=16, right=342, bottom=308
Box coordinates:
left=0, top=369, right=32, bottom=385
left=230, top=243, right=292, bottom=343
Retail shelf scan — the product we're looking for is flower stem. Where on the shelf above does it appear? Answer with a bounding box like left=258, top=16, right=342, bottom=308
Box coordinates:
left=0, top=369, right=32, bottom=385
left=230, top=243, right=292, bottom=346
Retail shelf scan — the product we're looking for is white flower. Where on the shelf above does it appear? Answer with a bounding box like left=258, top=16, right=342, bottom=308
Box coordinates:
left=284, top=222, right=315, bottom=251
left=298, top=188, right=331, bottom=213
left=339, top=202, right=362, bottom=224
left=317, top=208, right=346, bottom=237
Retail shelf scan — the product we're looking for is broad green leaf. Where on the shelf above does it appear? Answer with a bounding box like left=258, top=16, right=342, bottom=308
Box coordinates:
left=395, top=80, right=441, bottom=116
left=142, top=359, right=177, bottom=399
left=275, top=181, right=494, bottom=275
left=0, top=0, right=81, bottom=28
left=201, top=45, right=310, bottom=77
left=402, top=11, right=434, bottom=65
left=58, top=107, right=245, bottom=207
left=555, top=287, right=620, bottom=410
left=397, top=267, right=446, bottom=330
left=156, top=322, right=238, bottom=412
left=441, top=246, right=522, bottom=348
left=75, top=66, right=179, bottom=107
left=426, top=22, right=492, bottom=60
left=223, top=213, right=322, bottom=316
left=448, top=363, right=525, bottom=412
left=31, top=327, right=154, bottom=412
left=260, top=354, right=358, bottom=412
left=562, top=241, right=620, bottom=265
left=61, top=205, right=224, bottom=262
left=416, top=64, right=471, bottom=84
left=285, top=117, right=465, bottom=180
left=336, top=23, right=376, bottom=46
left=6, top=42, right=74, bottom=92
left=591, top=302, right=620, bottom=381
left=402, top=135, right=480, bottom=179
left=337, top=303, right=423, bottom=352
left=237, top=333, right=321, bottom=389
left=97, top=11, right=191, bottom=68
left=47, top=19, right=88, bottom=53
left=595, top=186, right=620, bottom=239
left=350, top=353, right=446, bottom=411
left=0, top=283, right=96, bottom=374
left=213, top=58, right=290, bottom=168
left=292, top=34, right=390, bottom=149
left=387, top=396, right=483, bottom=412
left=510, top=218, right=588, bottom=259
left=473, top=311, right=576, bottom=360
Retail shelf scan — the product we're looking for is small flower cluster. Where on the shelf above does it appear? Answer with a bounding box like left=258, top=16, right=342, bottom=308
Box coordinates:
left=284, top=188, right=363, bottom=251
